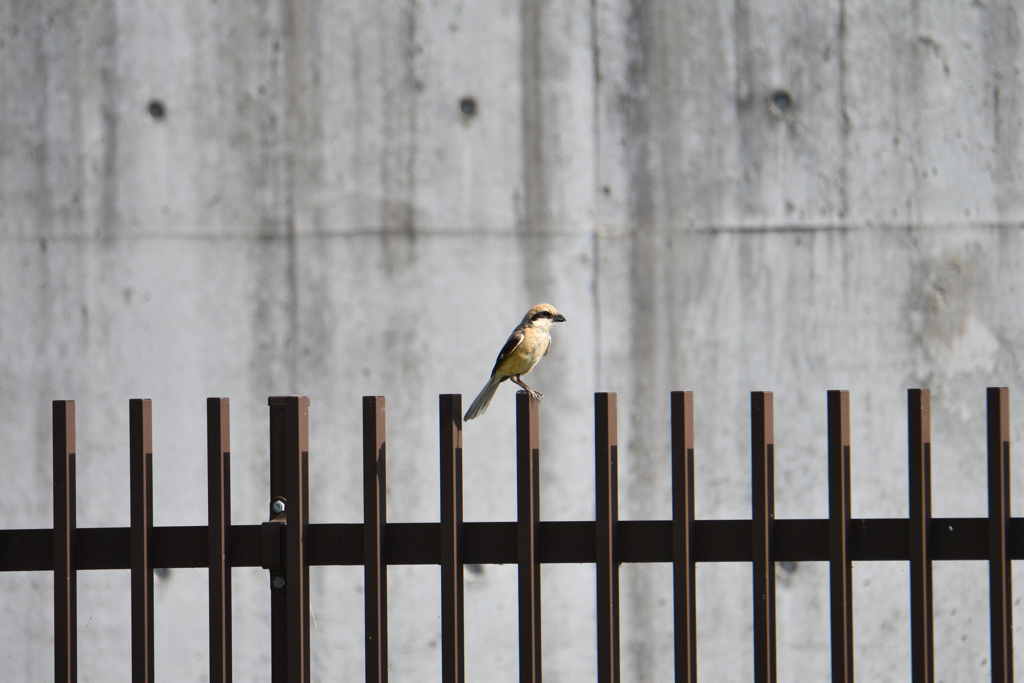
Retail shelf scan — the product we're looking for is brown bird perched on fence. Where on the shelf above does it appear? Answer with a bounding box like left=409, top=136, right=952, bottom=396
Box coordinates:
left=464, top=303, right=567, bottom=421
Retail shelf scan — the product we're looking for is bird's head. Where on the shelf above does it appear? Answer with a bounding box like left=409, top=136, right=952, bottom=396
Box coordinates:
left=524, top=303, right=566, bottom=330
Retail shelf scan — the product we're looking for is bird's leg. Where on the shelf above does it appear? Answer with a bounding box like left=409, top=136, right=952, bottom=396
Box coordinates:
left=512, top=375, right=543, bottom=401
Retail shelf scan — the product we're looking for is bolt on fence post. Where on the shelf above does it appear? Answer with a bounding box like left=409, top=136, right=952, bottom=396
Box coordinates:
left=828, top=390, right=853, bottom=683
left=908, top=388, right=934, bottom=683
left=207, top=398, right=232, bottom=683
left=53, top=400, right=77, bottom=683
left=987, top=387, right=1012, bottom=683
left=364, top=396, right=388, bottom=683
left=439, top=395, right=465, bottom=683
left=517, top=391, right=542, bottom=683
left=130, top=399, right=155, bottom=683
left=751, top=391, right=776, bottom=683
left=671, top=391, right=696, bottom=683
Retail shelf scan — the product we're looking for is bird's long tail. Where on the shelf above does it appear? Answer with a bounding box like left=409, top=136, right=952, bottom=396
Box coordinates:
left=464, top=375, right=503, bottom=421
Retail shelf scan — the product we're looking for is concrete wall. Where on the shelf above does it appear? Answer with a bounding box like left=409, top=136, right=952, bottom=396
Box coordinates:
left=3, top=0, right=1024, bottom=680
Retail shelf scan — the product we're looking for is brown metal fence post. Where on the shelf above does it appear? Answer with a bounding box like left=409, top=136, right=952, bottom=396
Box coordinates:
left=285, top=397, right=311, bottom=683
left=130, top=399, right=155, bottom=683
left=751, top=391, right=776, bottom=683
left=595, top=393, right=620, bottom=683
left=364, top=396, right=388, bottom=683
left=517, top=391, right=542, bottom=683
left=671, top=391, right=697, bottom=683
left=208, top=398, right=232, bottom=683
left=268, top=396, right=310, bottom=683
left=53, top=400, right=77, bottom=683
left=828, top=390, right=854, bottom=683
left=268, top=398, right=288, bottom=683
left=987, top=387, right=1012, bottom=683
left=908, top=388, right=934, bottom=683
left=440, top=395, right=465, bottom=683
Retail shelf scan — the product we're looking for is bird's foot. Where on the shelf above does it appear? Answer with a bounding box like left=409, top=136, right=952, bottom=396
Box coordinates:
left=512, top=376, right=544, bottom=401
left=515, top=385, right=544, bottom=401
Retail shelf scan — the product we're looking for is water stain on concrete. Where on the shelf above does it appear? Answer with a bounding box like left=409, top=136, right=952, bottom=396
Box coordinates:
left=909, top=243, right=999, bottom=378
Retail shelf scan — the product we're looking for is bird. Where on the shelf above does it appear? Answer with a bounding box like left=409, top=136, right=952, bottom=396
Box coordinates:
left=464, top=303, right=567, bottom=421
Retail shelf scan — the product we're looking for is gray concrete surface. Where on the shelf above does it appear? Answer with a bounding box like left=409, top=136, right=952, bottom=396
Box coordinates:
left=3, top=1, right=1024, bottom=681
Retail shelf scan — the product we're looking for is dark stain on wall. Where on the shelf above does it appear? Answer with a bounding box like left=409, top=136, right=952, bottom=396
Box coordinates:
left=518, top=0, right=555, bottom=305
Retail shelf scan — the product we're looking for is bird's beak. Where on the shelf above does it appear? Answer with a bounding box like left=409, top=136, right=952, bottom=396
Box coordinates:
left=553, top=314, right=566, bottom=322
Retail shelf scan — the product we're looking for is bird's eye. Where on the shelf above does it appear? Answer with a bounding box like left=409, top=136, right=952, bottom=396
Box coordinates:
left=532, top=310, right=551, bottom=321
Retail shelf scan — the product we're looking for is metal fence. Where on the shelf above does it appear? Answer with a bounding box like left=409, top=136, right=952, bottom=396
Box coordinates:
left=0, top=388, right=1016, bottom=682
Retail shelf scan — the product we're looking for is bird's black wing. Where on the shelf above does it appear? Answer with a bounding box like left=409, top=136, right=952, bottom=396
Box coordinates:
left=490, top=330, right=525, bottom=377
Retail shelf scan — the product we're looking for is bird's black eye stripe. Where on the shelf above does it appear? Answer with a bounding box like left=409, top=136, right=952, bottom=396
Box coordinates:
left=531, top=310, right=553, bottom=321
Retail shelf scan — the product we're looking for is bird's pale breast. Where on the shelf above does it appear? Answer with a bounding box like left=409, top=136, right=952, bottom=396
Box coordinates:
left=496, top=331, right=549, bottom=377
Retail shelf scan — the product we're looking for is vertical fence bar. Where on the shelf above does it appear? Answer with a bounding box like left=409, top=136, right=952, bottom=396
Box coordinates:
left=517, top=392, right=542, bottom=683
left=269, top=396, right=311, bottom=683
left=751, top=391, right=776, bottom=683
left=208, top=398, right=232, bottom=683
left=364, top=396, right=388, bottom=683
left=671, top=391, right=697, bottom=683
left=828, top=390, right=854, bottom=683
left=130, top=399, right=154, bottom=683
left=908, top=388, right=934, bottom=683
left=53, top=400, right=77, bottom=683
left=595, top=393, right=620, bottom=683
left=268, top=398, right=289, bottom=683
left=987, top=387, right=1012, bottom=683
left=285, top=397, right=311, bottom=683
left=440, top=394, right=465, bottom=683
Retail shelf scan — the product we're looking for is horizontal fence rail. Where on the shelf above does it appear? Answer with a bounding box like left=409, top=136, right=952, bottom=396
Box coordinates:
left=0, top=389, right=1014, bottom=682
left=10, top=516, right=1024, bottom=569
